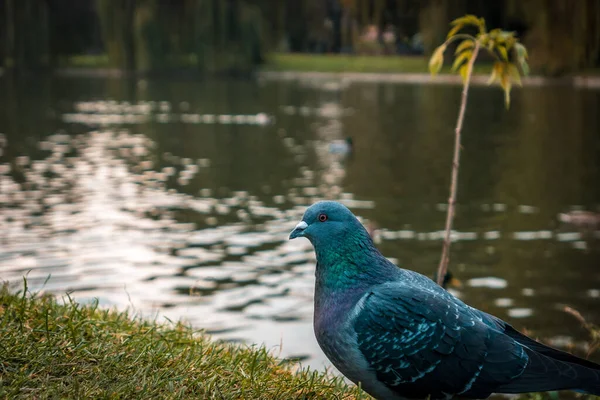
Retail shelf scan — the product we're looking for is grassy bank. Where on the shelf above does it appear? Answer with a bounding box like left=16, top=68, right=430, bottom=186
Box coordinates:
left=264, top=53, right=432, bottom=74
left=0, top=284, right=365, bottom=399
left=58, top=53, right=600, bottom=77
left=63, top=53, right=491, bottom=75
left=262, top=53, right=493, bottom=75
left=0, top=283, right=593, bottom=399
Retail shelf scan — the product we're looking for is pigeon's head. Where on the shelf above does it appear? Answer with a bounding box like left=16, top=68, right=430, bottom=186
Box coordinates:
left=289, top=201, right=369, bottom=246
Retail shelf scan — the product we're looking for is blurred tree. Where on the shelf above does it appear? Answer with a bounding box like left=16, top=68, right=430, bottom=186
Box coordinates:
left=1, top=0, right=50, bottom=69
left=47, top=0, right=102, bottom=64
left=507, top=0, right=600, bottom=75
left=96, top=0, right=136, bottom=70
left=0, top=0, right=598, bottom=74
left=94, top=0, right=267, bottom=74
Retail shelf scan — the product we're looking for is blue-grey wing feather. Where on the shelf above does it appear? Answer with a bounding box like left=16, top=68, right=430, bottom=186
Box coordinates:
left=353, top=280, right=528, bottom=399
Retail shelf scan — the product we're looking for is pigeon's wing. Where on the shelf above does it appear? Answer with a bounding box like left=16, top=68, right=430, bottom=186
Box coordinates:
left=353, top=283, right=528, bottom=399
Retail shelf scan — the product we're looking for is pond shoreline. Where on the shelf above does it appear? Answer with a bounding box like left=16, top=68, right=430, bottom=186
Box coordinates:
left=258, top=70, right=600, bottom=89
left=2, top=66, right=600, bottom=89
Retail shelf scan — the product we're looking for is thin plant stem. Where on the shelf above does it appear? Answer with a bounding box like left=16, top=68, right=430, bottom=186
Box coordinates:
left=436, top=40, right=481, bottom=286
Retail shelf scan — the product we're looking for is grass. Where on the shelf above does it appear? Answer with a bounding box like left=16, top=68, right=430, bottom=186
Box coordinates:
left=61, top=54, right=111, bottom=68
left=0, top=282, right=366, bottom=399
left=263, top=53, right=429, bottom=73
left=61, top=52, right=600, bottom=77
left=262, top=53, right=495, bottom=75
left=0, top=282, right=596, bottom=399
left=61, top=52, right=494, bottom=75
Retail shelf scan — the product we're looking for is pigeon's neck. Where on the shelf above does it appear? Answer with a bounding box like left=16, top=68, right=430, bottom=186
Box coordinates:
left=312, top=235, right=399, bottom=330
left=313, top=233, right=398, bottom=294
left=310, top=224, right=401, bottom=330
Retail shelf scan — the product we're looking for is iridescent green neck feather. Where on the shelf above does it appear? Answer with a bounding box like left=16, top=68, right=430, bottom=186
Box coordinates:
left=312, top=223, right=395, bottom=292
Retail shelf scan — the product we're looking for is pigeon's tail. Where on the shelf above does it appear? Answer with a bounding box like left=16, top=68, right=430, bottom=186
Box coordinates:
left=496, top=348, right=600, bottom=395
left=496, top=326, right=600, bottom=395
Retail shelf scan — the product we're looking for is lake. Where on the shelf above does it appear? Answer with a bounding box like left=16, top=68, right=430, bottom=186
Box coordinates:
left=1, top=74, right=599, bottom=374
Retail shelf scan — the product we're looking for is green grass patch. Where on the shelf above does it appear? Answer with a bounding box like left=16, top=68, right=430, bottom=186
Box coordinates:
left=0, top=283, right=366, bottom=399
left=263, top=53, right=428, bottom=73
left=60, top=52, right=600, bottom=77
left=262, top=53, right=494, bottom=75
left=62, top=52, right=492, bottom=74
left=63, top=54, right=111, bottom=68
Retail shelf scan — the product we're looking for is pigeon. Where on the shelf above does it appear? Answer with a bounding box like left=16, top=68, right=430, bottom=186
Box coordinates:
left=289, top=201, right=600, bottom=399
left=328, top=137, right=353, bottom=155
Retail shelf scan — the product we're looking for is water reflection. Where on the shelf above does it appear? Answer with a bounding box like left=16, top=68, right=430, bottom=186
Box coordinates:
left=0, top=76, right=599, bottom=373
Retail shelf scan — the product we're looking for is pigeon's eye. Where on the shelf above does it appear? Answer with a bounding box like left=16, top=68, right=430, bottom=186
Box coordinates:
left=318, top=213, right=328, bottom=222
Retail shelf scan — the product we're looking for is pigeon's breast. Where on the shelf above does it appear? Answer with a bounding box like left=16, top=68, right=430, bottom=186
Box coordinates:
left=314, top=298, right=370, bottom=383
left=314, top=290, right=368, bottom=376
left=314, top=292, right=407, bottom=399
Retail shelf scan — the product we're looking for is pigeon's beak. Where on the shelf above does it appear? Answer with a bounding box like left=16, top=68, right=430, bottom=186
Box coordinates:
left=289, top=221, right=308, bottom=240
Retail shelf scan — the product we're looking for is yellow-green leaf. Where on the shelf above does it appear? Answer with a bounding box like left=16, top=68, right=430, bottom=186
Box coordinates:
left=498, top=45, right=508, bottom=61
left=520, top=59, right=530, bottom=76
left=487, top=69, right=497, bottom=86
left=428, top=44, right=446, bottom=76
left=452, top=50, right=472, bottom=72
left=487, top=62, right=504, bottom=85
left=489, top=28, right=502, bottom=39
left=514, top=42, right=530, bottom=76
left=451, top=14, right=480, bottom=27
left=447, top=23, right=463, bottom=39
left=450, top=14, right=485, bottom=34
left=450, top=16, right=463, bottom=26
left=455, top=39, right=474, bottom=55
left=508, top=63, right=522, bottom=86
left=514, top=42, right=528, bottom=60
left=459, top=64, right=469, bottom=84
left=478, top=17, right=486, bottom=34
left=479, top=36, right=489, bottom=49
left=504, top=36, right=517, bottom=50
left=498, top=30, right=516, bottom=42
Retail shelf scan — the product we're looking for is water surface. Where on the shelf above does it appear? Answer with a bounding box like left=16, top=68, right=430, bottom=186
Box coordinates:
left=1, top=75, right=599, bottom=373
